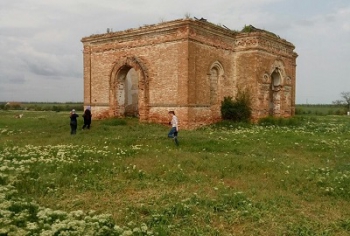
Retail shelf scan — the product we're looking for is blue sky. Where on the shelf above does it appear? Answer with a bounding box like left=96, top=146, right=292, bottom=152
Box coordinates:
left=0, top=0, right=349, bottom=104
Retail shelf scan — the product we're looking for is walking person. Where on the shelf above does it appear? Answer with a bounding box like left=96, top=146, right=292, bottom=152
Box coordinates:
left=70, top=109, right=79, bottom=135
left=168, top=111, right=179, bottom=146
left=82, top=106, right=92, bottom=129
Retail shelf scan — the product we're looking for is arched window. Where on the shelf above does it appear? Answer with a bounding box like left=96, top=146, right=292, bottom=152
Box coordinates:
left=210, top=67, right=219, bottom=104
left=271, top=68, right=282, bottom=91
left=269, top=68, right=282, bottom=116
left=209, top=61, right=224, bottom=105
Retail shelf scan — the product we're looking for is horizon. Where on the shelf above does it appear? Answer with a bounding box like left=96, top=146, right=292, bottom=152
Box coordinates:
left=0, top=101, right=343, bottom=106
left=1, top=1, right=349, bottom=104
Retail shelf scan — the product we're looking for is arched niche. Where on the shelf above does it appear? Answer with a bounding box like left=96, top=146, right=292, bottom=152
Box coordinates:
left=208, top=61, right=224, bottom=105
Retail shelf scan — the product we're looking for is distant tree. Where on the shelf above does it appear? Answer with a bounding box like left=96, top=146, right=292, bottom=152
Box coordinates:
left=0, top=103, right=6, bottom=110
left=333, top=92, right=350, bottom=111
left=5, top=102, right=22, bottom=110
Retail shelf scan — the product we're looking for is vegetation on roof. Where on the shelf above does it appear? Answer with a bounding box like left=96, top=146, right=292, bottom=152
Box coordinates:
left=241, top=24, right=280, bottom=38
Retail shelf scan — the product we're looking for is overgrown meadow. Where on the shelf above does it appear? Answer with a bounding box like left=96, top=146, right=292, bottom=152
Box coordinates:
left=0, top=110, right=349, bottom=235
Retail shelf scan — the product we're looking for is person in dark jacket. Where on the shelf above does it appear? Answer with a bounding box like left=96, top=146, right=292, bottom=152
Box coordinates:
left=70, top=109, right=79, bottom=134
left=82, top=106, right=92, bottom=130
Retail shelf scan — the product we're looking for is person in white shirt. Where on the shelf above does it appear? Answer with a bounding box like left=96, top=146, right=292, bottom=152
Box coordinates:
left=168, top=111, right=179, bottom=146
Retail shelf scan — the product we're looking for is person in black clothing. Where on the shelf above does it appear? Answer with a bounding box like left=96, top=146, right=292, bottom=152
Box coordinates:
left=82, top=106, right=92, bottom=129
left=70, top=109, right=79, bottom=134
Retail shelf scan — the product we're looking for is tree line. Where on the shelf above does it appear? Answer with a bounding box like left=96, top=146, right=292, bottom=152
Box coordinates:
left=0, top=102, right=83, bottom=112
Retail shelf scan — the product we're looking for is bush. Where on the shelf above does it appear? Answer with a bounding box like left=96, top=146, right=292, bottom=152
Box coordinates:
left=221, top=89, right=252, bottom=122
left=0, top=103, right=7, bottom=110
left=3, top=102, right=22, bottom=110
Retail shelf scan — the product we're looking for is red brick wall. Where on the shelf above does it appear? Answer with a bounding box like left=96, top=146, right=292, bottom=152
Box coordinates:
left=82, top=18, right=297, bottom=129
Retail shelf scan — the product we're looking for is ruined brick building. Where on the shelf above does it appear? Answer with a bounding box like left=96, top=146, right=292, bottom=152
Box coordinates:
left=81, top=18, right=297, bottom=129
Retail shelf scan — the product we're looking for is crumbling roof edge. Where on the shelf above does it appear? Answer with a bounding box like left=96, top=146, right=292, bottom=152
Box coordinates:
left=81, top=18, right=293, bottom=47
left=81, top=18, right=238, bottom=43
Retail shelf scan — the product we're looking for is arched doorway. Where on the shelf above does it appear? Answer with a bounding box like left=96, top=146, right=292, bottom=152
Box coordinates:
left=110, top=56, right=149, bottom=120
left=115, top=67, right=139, bottom=117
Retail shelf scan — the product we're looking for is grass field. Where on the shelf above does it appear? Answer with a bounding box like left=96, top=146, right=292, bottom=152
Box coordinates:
left=0, top=110, right=349, bottom=235
left=1, top=102, right=347, bottom=115
left=296, top=104, right=347, bottom=116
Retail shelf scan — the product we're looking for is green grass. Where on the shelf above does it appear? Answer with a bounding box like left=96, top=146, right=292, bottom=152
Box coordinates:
left=0, top=110, right=350, bottom=235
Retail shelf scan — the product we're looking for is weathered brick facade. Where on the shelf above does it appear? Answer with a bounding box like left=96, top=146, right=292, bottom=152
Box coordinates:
left=81, top=18, right=297, bottom=129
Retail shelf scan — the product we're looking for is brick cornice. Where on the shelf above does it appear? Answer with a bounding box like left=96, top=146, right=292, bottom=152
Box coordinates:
left=82, top=18, right=296, bottom=57
left=234, top=33, right=295, bottom=56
